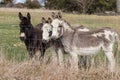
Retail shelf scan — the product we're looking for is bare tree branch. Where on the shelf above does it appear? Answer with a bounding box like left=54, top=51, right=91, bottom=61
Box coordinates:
left=74, top=0, right=95, bottom=13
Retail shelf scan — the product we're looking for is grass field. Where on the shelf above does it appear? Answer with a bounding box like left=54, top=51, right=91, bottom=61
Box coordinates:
left=0, top=8, right=120, bottom=80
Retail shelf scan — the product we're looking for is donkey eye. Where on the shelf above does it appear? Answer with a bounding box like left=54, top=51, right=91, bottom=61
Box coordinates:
left=49, top=31, right=52, bottom=37
left=59, top=25, right=62, bottom=27
left=51, top=25, right=53, bottom=28
left=25, top=27, right=29, bottom=30
left=48, top=29, right=51, bottom=32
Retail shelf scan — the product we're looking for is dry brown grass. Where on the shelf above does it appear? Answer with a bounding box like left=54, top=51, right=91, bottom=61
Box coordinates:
left=0, top=52, right=119, bottom=80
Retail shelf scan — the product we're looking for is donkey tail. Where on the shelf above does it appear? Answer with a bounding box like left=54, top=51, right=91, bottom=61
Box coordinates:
left=114, top=32, right=120, bottom=57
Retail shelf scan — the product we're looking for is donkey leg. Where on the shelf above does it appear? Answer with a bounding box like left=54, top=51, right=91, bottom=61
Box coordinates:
left=28, top=52, right=37, bottom=61
left=40, top=43, right=47, bottom=60
left=70, top=52, right=78, bottom=71
left=34, top=50, right=40, bottom=60
left=28, top=49, right=34, bottom=58
left=105, top=51, right=115, bottom=72
left=39, top=48, right=46, bottom=63
left=51, top=46, right=58, bottom=65
left=40, top=48, right=45, bottom=59
left=40, top=50, right=45, bottom=57
left=40, top=44, right=44, bottom=58
left=27, top=47, right=33, bottom=59
left=29, top=47, right=37, bottom=59
left=79, top=56, right=87, bottom=69
left=57, top=48, right=64, bottom=66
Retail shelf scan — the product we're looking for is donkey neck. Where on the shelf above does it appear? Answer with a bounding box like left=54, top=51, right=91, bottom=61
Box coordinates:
left=60, top=22, right=75, bottom=42
left=26, top=24, right=34, bottom=38
left=62, top=20, right=73, bottom=32
left=29, top=23, right=34, bottom=28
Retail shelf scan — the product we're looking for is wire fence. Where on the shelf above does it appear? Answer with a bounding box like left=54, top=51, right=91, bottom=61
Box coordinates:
left=0, top=36, right=120, bottom=69
left=0, top=8, right=119, bottom=61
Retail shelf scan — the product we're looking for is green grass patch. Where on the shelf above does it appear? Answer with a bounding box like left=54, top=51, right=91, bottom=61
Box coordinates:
left=0, top=8, right=120, bottom=62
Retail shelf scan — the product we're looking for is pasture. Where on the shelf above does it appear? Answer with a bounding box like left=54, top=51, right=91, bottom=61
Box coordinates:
left=0, top=8, right=120, bottom=80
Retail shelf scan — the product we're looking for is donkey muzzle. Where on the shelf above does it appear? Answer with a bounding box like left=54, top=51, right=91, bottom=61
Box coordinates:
left=42, top=40, right=48, bottom=43
left=19, top=32, right=26, bottom=41
left=20, top=37, right=26, bottom=41
left=51, top=36, right=57, bottom=40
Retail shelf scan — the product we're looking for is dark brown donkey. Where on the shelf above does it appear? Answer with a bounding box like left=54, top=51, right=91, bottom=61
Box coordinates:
left=18, top=12, right=49, bottom=58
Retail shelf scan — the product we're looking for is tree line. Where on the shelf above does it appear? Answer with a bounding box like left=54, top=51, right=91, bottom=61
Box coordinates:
left=46, top=0, right=116, bottom=13
left=45, top=0, right=116, bottom=14
left=0, top=0, right=41, bottom=8
left=0, top=0, right=118, bottom=14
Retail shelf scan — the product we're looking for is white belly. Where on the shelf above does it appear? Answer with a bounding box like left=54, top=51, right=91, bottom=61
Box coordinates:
left=69, top=46, right=102, bottom=55
left=79, top=47, right=101, bottom=55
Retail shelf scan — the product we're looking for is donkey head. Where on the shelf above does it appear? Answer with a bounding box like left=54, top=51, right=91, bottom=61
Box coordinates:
left=52, top=12, right=62, bottom=19
left=41, top=17, right=52, bottom=43
left=51, top=12, right=64, bottom=40
left=18, top=12, right=33, bottom=41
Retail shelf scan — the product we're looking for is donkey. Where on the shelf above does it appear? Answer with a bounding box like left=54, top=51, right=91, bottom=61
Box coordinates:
left=18, top=12, right=49, bottom=59
left=41, top=17, right=64, bottom=65
left=42, top=13, right=120, bottom=72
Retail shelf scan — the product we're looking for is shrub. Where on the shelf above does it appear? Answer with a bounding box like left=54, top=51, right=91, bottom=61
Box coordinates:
left=14, top=3, right=26, bottom=8
left=26, top=0, right=41, bottom=9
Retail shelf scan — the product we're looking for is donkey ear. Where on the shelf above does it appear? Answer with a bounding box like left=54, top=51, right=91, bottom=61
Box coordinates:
left=51, top=12, right=56, bottom=19
left=27, top=12, right=31, bottom=20
left=41, top=17, right=46, bottom=23
left=18, top=12, right=23, bottom=20
left=48, top=17, right=52, bottom=23
left=58, top=12, right=62, bottom=19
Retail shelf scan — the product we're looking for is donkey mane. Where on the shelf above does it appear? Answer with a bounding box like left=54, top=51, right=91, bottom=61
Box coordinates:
left=61, top=19, right=90, bottom=33
left=61, top=19, right=114, bottom=36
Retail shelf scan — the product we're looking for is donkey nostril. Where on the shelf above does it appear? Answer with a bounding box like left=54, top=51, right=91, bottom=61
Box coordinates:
left=20, top=37, right=25, bottom=41
left=42, top=40, right=48, bottom=43
left=52, top=36, right=56, bottom=40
